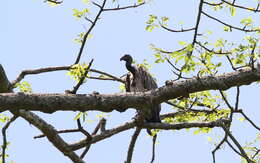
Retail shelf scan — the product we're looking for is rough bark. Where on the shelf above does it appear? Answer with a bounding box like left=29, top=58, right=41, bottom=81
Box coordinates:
left=0, top=67, right=260, bottom=113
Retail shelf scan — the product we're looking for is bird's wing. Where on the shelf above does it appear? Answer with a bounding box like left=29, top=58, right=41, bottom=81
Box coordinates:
left=137, top=66, right=158, bottom=90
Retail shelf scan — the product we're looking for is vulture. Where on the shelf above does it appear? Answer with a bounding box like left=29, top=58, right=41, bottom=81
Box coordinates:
left=120, top=54, right=161, bottom=133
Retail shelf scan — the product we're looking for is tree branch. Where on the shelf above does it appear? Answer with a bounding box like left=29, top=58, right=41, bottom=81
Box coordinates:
left=69, top=119, right=230, bottom=151
left=10, top=65, right=71, bottom=89
left=103, top=2, right=145, bottom=11
left=202, top=11, right=260, bottom=32
left=74, top=0, right=107, bottom=64
left=1, top=115, right=18, bottom=163
left=223, top=127, right=254, bottom=163
left=17, top=110, right=85, bottom=163
left=125, top=127, right=142, bottom=163
left=192, top=0, right=204, bottom=47
left=67, top=59, right=94, bottom=94
left=1, top=67, right=260, bottom=113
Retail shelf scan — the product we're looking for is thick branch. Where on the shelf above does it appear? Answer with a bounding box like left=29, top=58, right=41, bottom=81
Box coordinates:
left=17, top=110, right=84, bottom=163
left=1, top=67, right=260, bottom=112
left=0, top=64, right=84, bottom=163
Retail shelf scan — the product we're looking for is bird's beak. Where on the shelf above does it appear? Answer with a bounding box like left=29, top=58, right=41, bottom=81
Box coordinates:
left=120, top=57, right=124, bottom=61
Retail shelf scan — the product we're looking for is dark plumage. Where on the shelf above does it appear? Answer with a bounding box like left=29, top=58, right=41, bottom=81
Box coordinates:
left=120, top=54, right=161, bottom=125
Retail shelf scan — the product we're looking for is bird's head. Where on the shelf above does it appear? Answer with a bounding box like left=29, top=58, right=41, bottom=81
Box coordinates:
left=120, top=54, right=133, bottom=63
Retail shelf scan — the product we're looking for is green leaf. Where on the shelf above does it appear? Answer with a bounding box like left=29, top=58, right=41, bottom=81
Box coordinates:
left=193, top=129, right=200, bottom=135
left=238, top=117, right=245, bottom=122
left=240, top=17, right=253, bottom=27
left=72, top=8, right=89, bottom=19
left=74, top=112, right=82, bottom=120
left=138, top=0, right=144, bottom=4
left=223, top=26, right=231, bottom=32
left=82, top=0, right=89, bottom=4
left=178, top=41, right=187, bottom=46
left=229, top=6, right=236, bottom=16
left=207, top=136, right=213, bottom=142
left=15, top=81, right=32, bottom=93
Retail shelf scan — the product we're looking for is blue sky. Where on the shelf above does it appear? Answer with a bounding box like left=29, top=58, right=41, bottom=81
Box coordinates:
left=1, top=0, right=260, bottom=163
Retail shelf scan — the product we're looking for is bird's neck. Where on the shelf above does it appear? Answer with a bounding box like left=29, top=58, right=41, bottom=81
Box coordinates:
left=126, top=61, right=136, bottom=75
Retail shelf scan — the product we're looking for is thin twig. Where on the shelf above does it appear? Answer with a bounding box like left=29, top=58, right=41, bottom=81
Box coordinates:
left=196, top=41, right=231, bottom=55
left=34, top=129, right=80, bottom=139
left=74, top=0, right=107, bottom=64
left=203, top=1, right=223, bottom=6
left=226, top=139, right=243, bottom=157
left=223, top=127, right=254, bottom=163
left=150, top=135, right=157, bottom=163
left=10, top=66, right=71, bottom=88
left=235, top=86, right=240, bottom=111
left=202, top=11, right=260, bottom=32
left=45, top=0, right=63, bottom=4
left=80, top=146, right=91, bottom=159
left=68, top=59, right=94, bottom=94
left=221, top=0, right=260, bottom=12
left=234, top=110, right=260, bottom=131
left=2, top=115, right=18, bottom=163
left=77, top=119, right=92, bottom=159
left=89, top=68, right=124, bottom=83
left=252, top=149, right=260, bottom=159
left=191, top=0, right=204, bottom=50
left=219, top=91, right=234, bottom=111
left=160, top=24, right=195, bottom=33
left=103, top=2, right=145, bottom=11
left=212, top=133, right=227, bottom=163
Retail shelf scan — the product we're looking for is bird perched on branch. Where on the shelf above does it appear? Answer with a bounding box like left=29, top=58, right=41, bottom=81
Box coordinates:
left=120, top=54, right=161, bottom=130
left=120, top=54, right=161, bottom=163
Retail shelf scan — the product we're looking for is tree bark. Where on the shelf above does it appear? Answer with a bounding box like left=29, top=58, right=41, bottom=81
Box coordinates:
left=1, top=67, right=260, bottom=113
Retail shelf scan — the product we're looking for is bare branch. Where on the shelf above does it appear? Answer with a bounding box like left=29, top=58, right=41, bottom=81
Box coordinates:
left=17, top=110, right=84, bottom=163
left=70, top=119, right=230, bottom=151
left=125, top=127, right=142, bottom=163
left=89, top=68, right=125, bottom=83
left=203, top=1, right=223, bottom=6
left=44, top=0, right=63, bottom=4
left=234, top=110, right=260, bottom=131
left=10, top=66, right=71, bottom=89
left=212, top=133, right=227, bottom=163
left=0, top=64, right=84, bottom=162
left=9, top=64, right=123, bottom=90
left=1, top=67, right=260, bottom=113
left=70, top=120, right=136, bottom=151
left=223, top=127, right=254, bottom=163
left=221, top=0, right=260, bottom=12
left=235, top=86, right=240, bottom=110
left=202, top=11, right=260, bottom=32
left=77, top=119, right=92, bottom=159
left=34, top=129, right=80, bottom=139
left=196, top=41, right=231, bottom=55
left=226, top=139, right=243, bottom=157
left=191, top=0, right=204, bottom=48
left=74, top=0, right=107, bottom=64
left=219, top=91, right=234, bottom=111
left=103, top=2, right=145, bottom=11
left=160, top=24, right=195, bottom=33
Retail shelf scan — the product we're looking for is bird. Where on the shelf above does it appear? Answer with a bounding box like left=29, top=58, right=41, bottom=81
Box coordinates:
left=120, top=54, right=161, bottom=129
